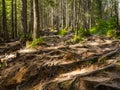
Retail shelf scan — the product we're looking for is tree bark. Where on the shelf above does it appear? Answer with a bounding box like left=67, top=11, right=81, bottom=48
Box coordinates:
left=65, top=0, right=69, bottom=28
left=21, top=0, right=27, bottom=35
left=2, top=0, right=9, bottom=42
left=72, top=0, right=75, bottom=31
left=14, top=0, right=17, bottom=38
left=29, top=0, right=34, bottom=36
left=118, top=0, right=120, bottom=27
left=33, top=0, right=40, bottom=39
left=11, top=0, right=15, bottom=39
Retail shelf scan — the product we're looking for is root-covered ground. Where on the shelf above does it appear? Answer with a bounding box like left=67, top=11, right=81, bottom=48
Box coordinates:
left=0, top=31, right=120, bottom=90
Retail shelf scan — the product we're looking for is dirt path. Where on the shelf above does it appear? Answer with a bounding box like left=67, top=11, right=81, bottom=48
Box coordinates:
left=0, top=33, right=120, bottom=90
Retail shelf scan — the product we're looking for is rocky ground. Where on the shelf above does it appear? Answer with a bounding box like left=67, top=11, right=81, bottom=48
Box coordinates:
left=0, top=31, right=120, bottom=90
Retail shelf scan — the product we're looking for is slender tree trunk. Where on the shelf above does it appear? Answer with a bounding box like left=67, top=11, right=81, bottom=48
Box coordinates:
left=65, top=0, right=69, bottom=28
left=118, top=0, right=120, bottom=27
left=51, top=7, right=54, bottom=28
left=57, top=0, right=61, bottom=31
left=72, top=0, right=75, bottom=31
left=2, top=0, right=9, bottom=42
left=61, top=0, right=64, bottom=30
left=98, top=0, right=102, bottom=19
left=11, top=0, right=14, bottom=39
left=33, top=0, right=40, bottom=39
left=14, top=0, right=17, bottom=38
left=21, top=0, right=27, bottom=35
left=29, top=0, right=33, bottom=36
left=0, top=16, right=1, bottom=32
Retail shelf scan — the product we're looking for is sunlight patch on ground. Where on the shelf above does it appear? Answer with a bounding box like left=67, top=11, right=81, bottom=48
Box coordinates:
left=83, top=77, right=110, bottom=82
left=49, top=64, right=111, bottom=85
left=59, top=60, right=75, bottom=65
left=88, top=42, right=100, bottom=46
left=54, top=65, right=99, bottom=82
left=43, top=59, right=76, bottom=67
left=45, top=45, right=65, bottom=50
left=59, top=69, right=86, bottom=78
left=52, top=69, right=89, bottom=83
left=104, top=40, right=113, bottom=44
left=1, top=53, right=17, bottom=62
left=19, top=48, right=37, bottom=54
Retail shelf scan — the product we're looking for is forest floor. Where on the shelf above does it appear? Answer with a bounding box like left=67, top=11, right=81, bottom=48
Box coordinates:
left=0, top=30, right=120, bottom=90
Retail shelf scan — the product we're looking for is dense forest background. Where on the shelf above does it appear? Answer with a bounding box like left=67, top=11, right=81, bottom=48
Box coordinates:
left=0, top=0, right=120, bottom=42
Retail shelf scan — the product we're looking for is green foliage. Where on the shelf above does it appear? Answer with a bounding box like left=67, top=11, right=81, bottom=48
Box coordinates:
left=58, top=29, right=67, bottom=36
left=106, top=30, right=116, bottom=37
left=78, top=28, right=90, bottom=36
left=116, top=36, right=120, bottom=39
left=20, top=34, right=30, bottom=42
left=47, top=0, right=57, bottom=7
left=116, top=62, right=120, bottom=71
left=0, top=62, right=7, bottom=68
left=72, top=35, right=83, bottom=43
left=28, top=37, right=44, bottom=48
left=90, top=17, right=116, bottom=37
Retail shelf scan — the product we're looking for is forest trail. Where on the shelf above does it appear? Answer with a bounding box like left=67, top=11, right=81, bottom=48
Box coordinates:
left=0, top=31, right=120, bottom=90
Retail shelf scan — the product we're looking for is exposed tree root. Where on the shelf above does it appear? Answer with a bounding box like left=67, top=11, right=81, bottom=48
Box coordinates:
left=98, top=48, right=120, bottom=61
left=0, top=35, right=120, bottom=90
left=95, top=83, right=120, bottom=90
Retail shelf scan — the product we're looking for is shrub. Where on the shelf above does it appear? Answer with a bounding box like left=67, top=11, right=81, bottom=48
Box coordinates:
left=20, top=34, right=30, bottom=43
left=106, top=30, right=116, bottom=37
left=28, top=37, right=44, bottom=48
left=78, top=29, right=90, bottom=36
left=58, top=29, right=67, bottom=36
left=72, top=35, right=83, bottom=43
left=90, top=17, right=116, bottom=36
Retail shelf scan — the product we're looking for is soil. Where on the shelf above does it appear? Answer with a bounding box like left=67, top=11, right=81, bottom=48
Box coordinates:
left=0, top=31, right=120, bottom=90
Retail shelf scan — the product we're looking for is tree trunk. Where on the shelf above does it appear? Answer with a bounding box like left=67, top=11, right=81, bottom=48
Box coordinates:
left=21, top=0, right=27, bottom=35
left=33, top=0, right=40, bottom=39
left=14, top=0, right=17, bottom=38
left=2, top=0, right=9, bottom=42
left=29, top=0, right=33, bottom=36
left=65, top=0, right=69, bottom=28
left=57, top=0, right=61, bottom=31
left=61, top=0, right=64, bottom=30
left=51, top=7, right=54, bottom=28
left=118, top=0, right=120, bottom=27
left=11, top=0, right=15, bottom=39
left=72, top=0, right=75, bottom=31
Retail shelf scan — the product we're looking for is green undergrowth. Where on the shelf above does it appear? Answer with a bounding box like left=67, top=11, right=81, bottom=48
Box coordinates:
left=58, top=29, right=67, bottom=36
left=27, top=37, right=44, bottom=48
left=0, top=62, right=7, bottom=68
left=20, top=34, right=30, bottom=42
left=72, top=28, right=90, bottom=43
left=90, top=18, right=117, bottom=37
left=116, top=62, right=120, bottom=71
left=72, top=35, right=84, bottom=43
